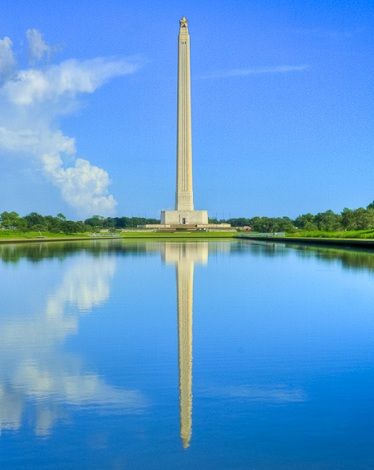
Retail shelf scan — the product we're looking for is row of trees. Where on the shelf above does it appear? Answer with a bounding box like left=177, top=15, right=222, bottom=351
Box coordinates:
left=221, top=201, right=374, bottom=232
left=1, top=202, right=374, bottom=233
left=84, top=215, right=159, bottom=229
left=0, top=212, right=159, bottom=233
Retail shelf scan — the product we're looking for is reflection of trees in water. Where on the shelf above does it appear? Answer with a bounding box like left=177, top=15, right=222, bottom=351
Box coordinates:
left=237, top=240, right=374, bottom=272
left=240, top=241, right=290, bottom=258
left=0, top=240, right=235, bottom=264
left=0, top=241, right=153, bottom=264
left=1, top=240, right=374, bottom=273
left=292, top=245, right=374, bottom=273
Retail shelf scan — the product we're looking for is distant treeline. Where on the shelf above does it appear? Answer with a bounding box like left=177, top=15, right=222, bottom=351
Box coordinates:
left=214, top=201, right=374, bottom=232
left=1, top=201, right=374, bottom=233
left=0, top=212, right=159, bottom=233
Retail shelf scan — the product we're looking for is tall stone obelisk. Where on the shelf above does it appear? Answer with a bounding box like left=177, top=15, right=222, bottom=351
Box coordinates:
left=161, top=17, right=208, bottom=226
left=176, top=16, right=194, bottom=212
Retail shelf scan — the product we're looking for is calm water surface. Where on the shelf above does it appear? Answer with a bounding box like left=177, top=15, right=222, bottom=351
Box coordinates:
left=0, top=240, right=373, bottom=469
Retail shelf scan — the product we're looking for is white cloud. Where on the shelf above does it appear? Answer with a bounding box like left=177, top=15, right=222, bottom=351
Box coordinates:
left=46, top=255, right=116, bottom=315
left=0, top=30, right=141, bottom=216
left=0, top=37, right=16, bottom=80
left=199, top=64, right=310, bottom=79
left=3, top=57, right=138, bottom=106
left=0, top=254, right=146, bottom=436
left=26, top=28, right=52, bottom=63
left=42, top=155, right=118, bottom=215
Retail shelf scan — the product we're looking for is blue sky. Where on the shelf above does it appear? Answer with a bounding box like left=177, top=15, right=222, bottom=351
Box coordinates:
left=0, top=0, right=373, bottom=219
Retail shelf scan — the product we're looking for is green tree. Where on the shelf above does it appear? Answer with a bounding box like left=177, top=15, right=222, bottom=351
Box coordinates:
left=294, top=213, right=317, bottom=230
left=84, top=215, right=105, bottom=228
left=341, top=208, right=356, bottom=230
left=314, top=210, right=342, bottom=231
left=0, top=211, right=21, bottom=229
left=226, top=218, right=252, bottom=227
left=24, top=212, right=46, bottom=229
left=352, top=208, right=374, bottom=230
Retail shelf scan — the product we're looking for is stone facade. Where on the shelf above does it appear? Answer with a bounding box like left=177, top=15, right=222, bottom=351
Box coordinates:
left=161, top=209, right=208, bottom=225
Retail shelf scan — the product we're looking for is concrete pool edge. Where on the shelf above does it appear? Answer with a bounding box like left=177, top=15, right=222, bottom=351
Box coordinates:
left=238, top=235, right=374, bottom=249
left=1, top=233, right=374, bottom=249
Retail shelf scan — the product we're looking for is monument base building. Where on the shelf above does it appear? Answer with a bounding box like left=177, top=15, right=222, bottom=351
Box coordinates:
left=159, top=210, right=232, bottom=230
left=161, top=210, right=208, bottom=226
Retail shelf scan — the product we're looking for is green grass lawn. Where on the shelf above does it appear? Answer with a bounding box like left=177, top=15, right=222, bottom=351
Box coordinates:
left=286, top=230, right=374, bottom=239
left=0, top=230, right=236, bottom=242
left=0, top=231, right=92, bottom=239
left=2, top=229, right=374, bottom=243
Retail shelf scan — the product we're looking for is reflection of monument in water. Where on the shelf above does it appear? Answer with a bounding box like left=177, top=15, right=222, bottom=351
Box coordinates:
left=163, top=242, right=208, bottom=448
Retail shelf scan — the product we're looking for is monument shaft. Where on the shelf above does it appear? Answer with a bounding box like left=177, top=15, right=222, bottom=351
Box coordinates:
left=160, top=17, right=210, bottom=227
left=176, top=17, right=194, bottom=211
left=145, top=18, right=231, bottom=230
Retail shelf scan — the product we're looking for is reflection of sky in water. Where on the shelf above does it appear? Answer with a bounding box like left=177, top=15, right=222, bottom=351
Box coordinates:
left=0, top=253, right=146, bottom=437
left=0, top=240, right=374, bottom=468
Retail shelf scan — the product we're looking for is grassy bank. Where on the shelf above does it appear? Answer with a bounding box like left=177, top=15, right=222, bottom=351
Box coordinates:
left=0, top=231, right=91, bottom=239
left=0, top=230, right=236, bottom=243
left=2, top=229, right=374, bottom=243
left=286, top=230, right=374, bottom=239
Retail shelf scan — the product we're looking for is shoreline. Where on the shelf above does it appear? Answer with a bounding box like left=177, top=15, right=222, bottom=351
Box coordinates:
left=0, top=232, right=235, bottom=244
left=0, top=236, right=124, bottom=244
left=238, top=235, right=374, bottom=249
left=1, top=233, right=374, bottom=249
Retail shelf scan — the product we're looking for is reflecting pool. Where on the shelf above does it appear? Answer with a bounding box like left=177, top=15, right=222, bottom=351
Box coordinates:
left=0, top=240, right=374, bottom=469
